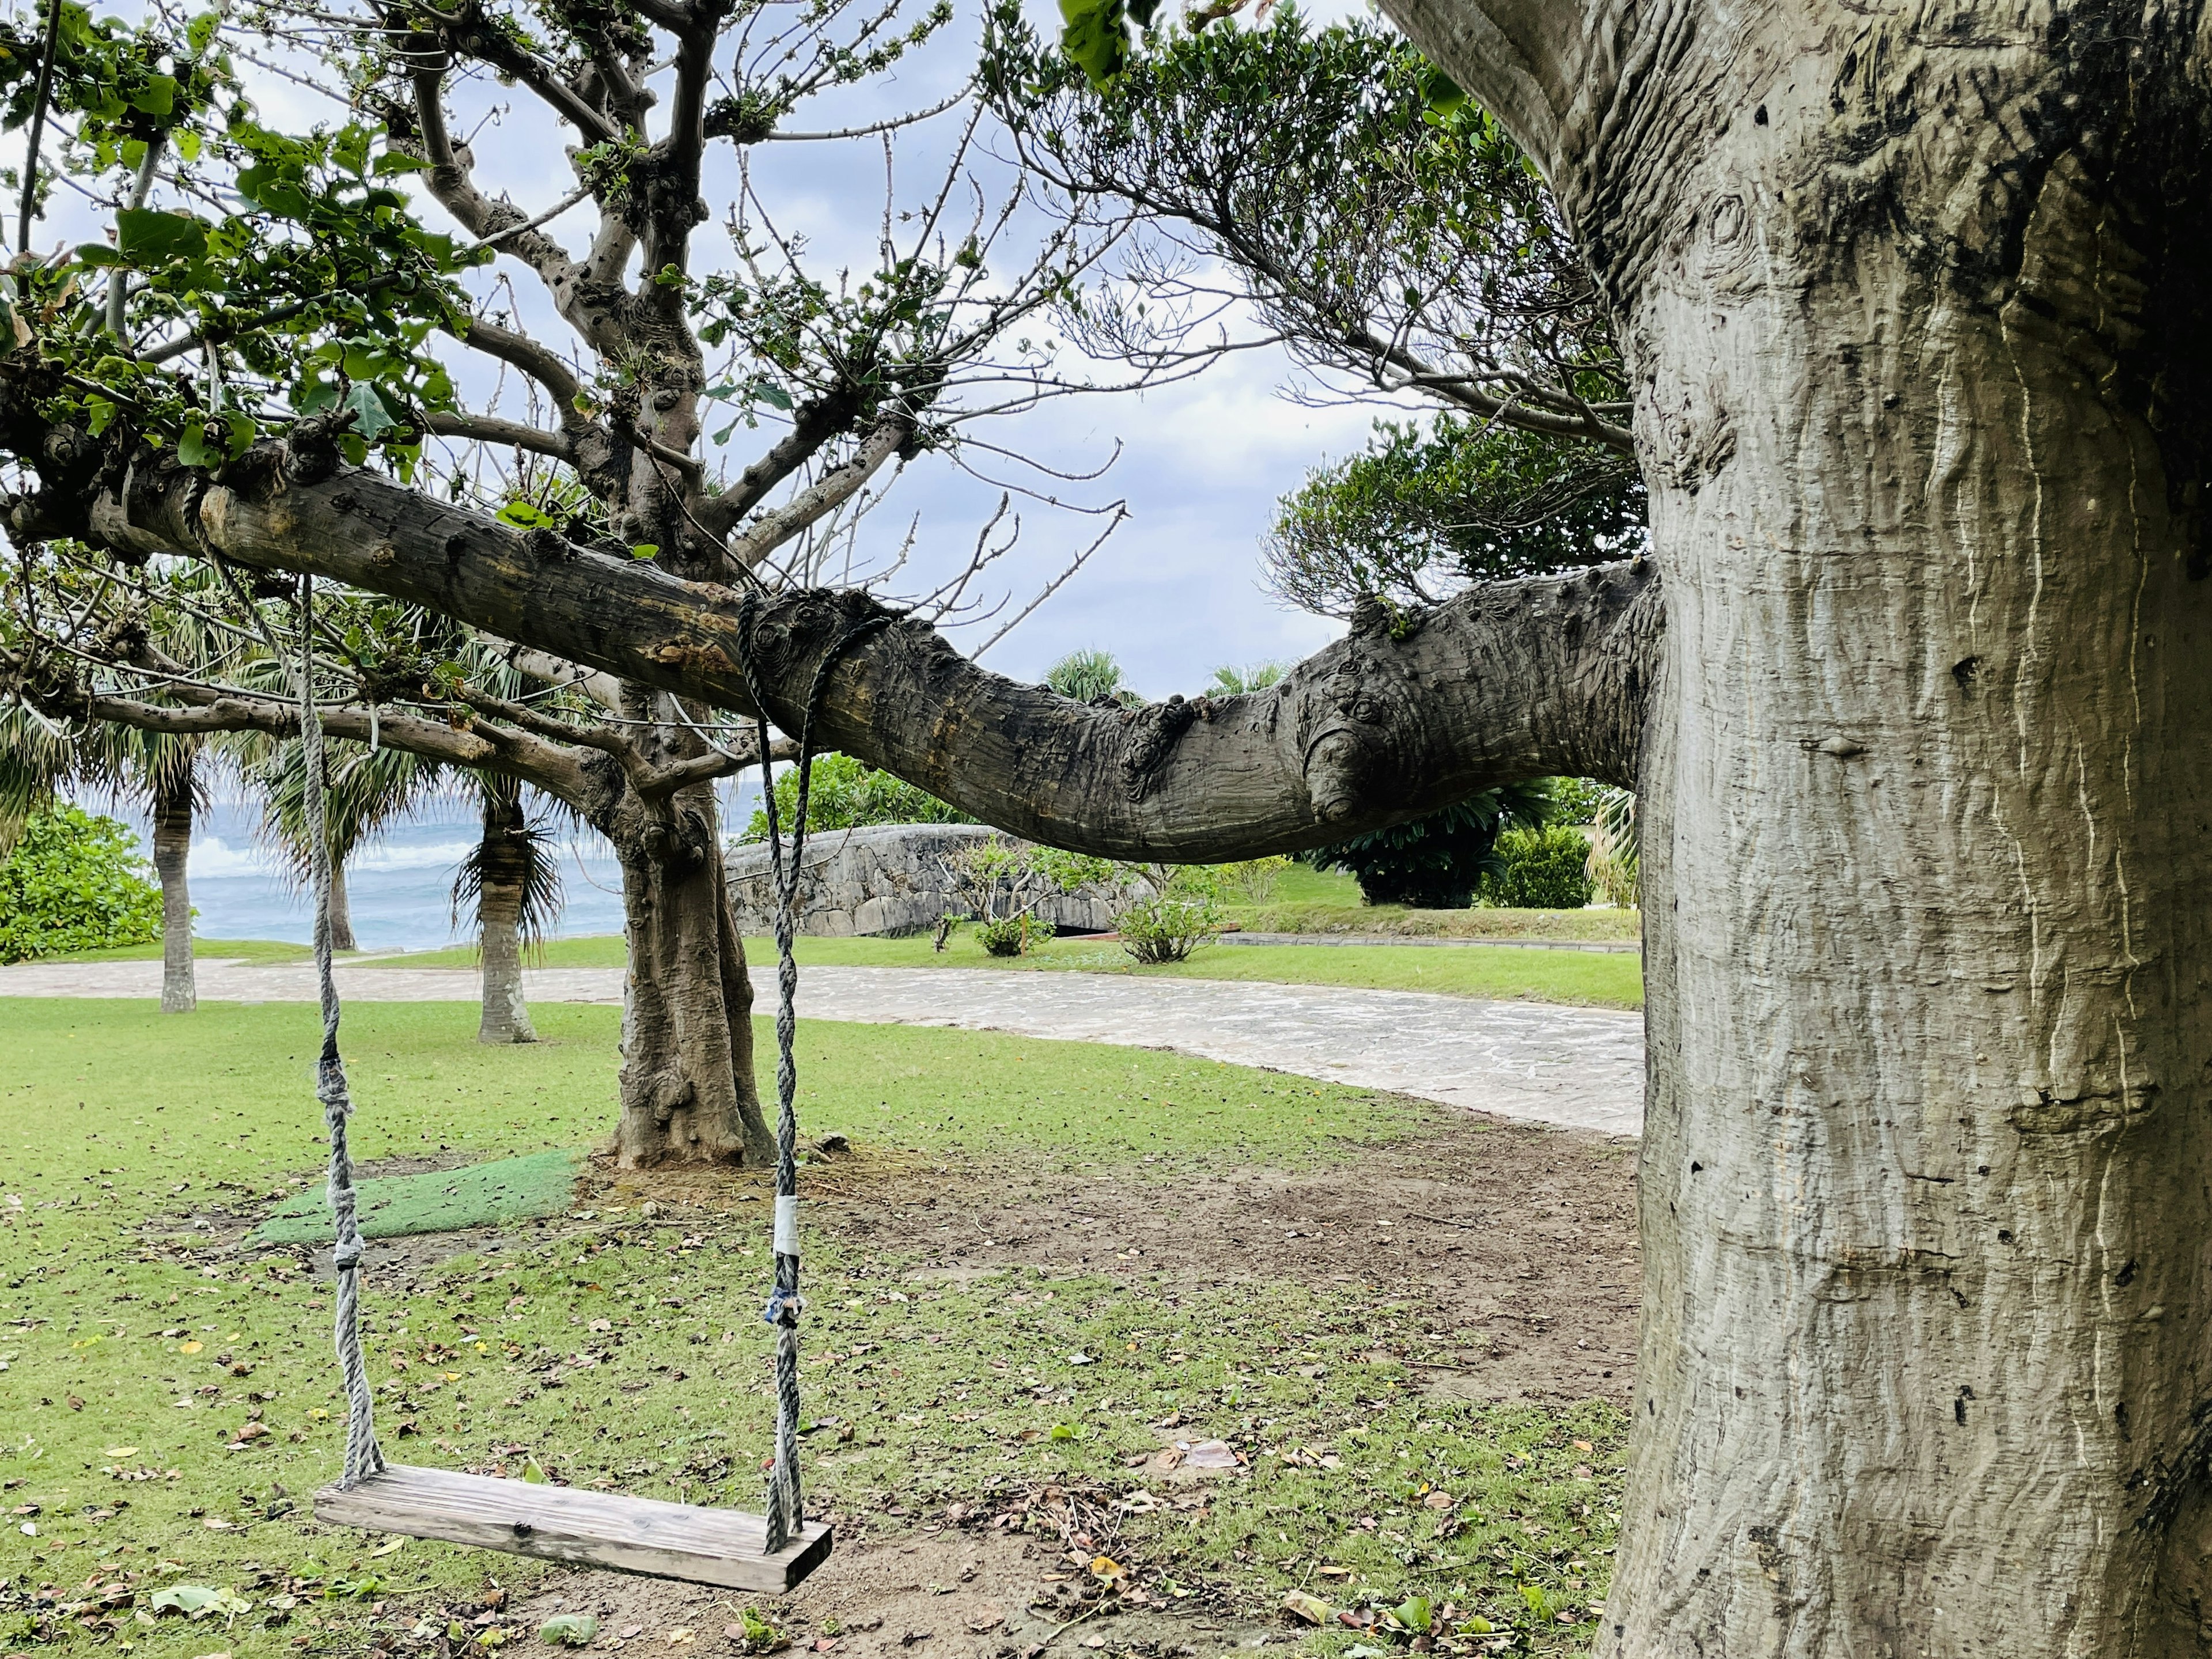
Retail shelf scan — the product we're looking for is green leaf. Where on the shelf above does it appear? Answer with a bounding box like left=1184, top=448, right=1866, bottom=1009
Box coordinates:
left=1389, top=1596, right=1431, bottom=1634
left=628, top=543, right=660, bottom=559
left=750, top=378, right=793, bottom=411
left=373, top=150, right=432, bottom=176
left=176, top=421, right=211, bottom=469
left=115, top=208, right=207, bottom=266
left=73, top=243, right=123, bottom=268
left=340, top=381, right=398, bottom=444
left=1058, top=0, right=1130, bottom=88
left=128, top=74, right=176, bottom=116
left=1417, top=61, right=1466, bottom=117
left=522, top=1456, right=549, bottom=1484
left=539, top=1615, right=598, bottom=1647
left=150, top=1585, right=249, bottom=1619
left=497, top=501, right=548, bottom=529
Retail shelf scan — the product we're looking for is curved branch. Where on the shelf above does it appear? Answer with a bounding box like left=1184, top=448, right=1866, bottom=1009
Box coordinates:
left=46, top=446, right=1660, bottom=862
left=726, top=418, right=908, bottom=570
left=424, top=411, right=576, bottom=461
left=21, top=671, right=601, bottom=805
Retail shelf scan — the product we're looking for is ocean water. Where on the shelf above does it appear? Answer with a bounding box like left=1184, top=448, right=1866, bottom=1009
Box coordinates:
left=103, top=779, right=764, bottom=954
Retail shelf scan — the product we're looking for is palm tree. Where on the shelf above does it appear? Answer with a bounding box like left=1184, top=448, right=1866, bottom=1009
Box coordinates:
left=450, top=774, right=566, bottom=1044
left=1, top=703, right=210, bottom=1012
left=245, top=734, right=433, bottom=954
left=1207, top=661, right=1289, bottom=696
left=1044, top=648, right=1141, bottom=706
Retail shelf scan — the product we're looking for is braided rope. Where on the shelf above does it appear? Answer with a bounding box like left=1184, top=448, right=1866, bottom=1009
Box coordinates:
left=735, top=597, right=893, bottom=1553
left=296, top=573, right=385, bottom=1488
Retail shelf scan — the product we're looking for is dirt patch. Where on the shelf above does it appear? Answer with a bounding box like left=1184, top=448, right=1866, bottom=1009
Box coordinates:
left=616, top=1111, right=1642, bottom=1407
left=506, top=1527, right=1277, bottom=1659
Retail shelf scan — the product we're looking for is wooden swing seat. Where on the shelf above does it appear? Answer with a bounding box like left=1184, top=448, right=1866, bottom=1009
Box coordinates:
left=316, top=1464, right=834, bottom=1590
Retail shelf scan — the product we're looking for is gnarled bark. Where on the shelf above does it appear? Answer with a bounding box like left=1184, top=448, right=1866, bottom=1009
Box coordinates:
left=26, top=448, right=1656, bottom=854
left=150, top=755, right=194, bottom=1014
left=609, top=768, right=768, bottom=1168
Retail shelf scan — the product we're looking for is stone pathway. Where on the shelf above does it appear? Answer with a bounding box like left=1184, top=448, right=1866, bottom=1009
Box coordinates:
left=0, top=958, right=1645, bottom=1138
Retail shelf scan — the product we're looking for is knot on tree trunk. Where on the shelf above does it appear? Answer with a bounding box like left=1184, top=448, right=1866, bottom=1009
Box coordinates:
left=1119, top=697, right=1198, bottom=801
left=651, top=1073, right=695, bottom=1125
left=1300, top=652, right=1414, bottom=825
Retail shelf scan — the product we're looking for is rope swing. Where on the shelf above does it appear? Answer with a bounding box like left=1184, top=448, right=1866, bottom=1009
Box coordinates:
left=306, top=575, right=839, bottom=1589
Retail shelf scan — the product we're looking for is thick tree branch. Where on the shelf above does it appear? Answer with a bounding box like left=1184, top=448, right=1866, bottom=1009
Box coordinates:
left=424, top=411, right=575, bottom=461
left=33, top=446, right=1658, bottom=861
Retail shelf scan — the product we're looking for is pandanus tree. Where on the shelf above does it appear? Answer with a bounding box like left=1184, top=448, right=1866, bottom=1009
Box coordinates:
left=0, top=698, right=206, bottom=1007
left=243, top=712, right=563, bottom=1043
left=3, top=0, right=2195, bottom=1646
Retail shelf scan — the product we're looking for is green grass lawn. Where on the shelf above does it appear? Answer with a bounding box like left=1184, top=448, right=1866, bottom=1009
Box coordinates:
left=365, top=931, right=1642, bottom=1009
left=0, top=1001, right=1624, bottom=1656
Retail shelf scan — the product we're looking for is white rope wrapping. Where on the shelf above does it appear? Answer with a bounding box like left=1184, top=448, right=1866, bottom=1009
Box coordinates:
left=296, top=574, right=384, bottom=1488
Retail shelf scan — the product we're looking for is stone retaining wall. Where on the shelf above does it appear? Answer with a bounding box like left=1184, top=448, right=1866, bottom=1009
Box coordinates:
left=724, top=823, right=1119, bottom=937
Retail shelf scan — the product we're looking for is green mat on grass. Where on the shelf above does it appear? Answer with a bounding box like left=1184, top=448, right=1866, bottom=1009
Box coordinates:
left=249, top=1148, right=584, bottom=1244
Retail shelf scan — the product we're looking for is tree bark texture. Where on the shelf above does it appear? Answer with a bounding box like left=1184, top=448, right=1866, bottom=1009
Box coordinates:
left=611, top=772, right=770, bottom=1169
left=473, top=785, right=537, bottom=1046
left=150, top=755, right=194, bottom=1014
left=1366, top=2, right=2212, bottom=1650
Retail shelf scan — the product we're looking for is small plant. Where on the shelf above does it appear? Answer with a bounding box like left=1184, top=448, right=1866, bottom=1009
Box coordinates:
left=1112, top=865, right=1223, bottom=963
left=977, top=914, right=1032, bottom=956
left=1208, top=854, right=1291, bottom=904
left=938, top=838, right=1120, bottom=946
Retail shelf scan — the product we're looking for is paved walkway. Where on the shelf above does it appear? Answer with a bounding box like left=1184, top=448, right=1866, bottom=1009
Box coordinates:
left=0, top=959, right=1646, bottom=1138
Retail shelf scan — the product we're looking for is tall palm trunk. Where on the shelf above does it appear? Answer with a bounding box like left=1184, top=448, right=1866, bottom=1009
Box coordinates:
left=474, top=785, right=537, bottom=1045
left=151, top=755, right=194, bottom=1013
left=325, top=855, right=357, bottom=952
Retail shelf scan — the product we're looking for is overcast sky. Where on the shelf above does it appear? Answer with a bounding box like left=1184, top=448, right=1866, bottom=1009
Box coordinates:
left=28, top=0, right=1389, bottom=700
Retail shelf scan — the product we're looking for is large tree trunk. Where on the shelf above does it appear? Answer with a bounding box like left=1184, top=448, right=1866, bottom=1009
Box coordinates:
left=325, top=855, right=358, bottom=953
left=150, top=755, right=194, bottom=1014
left=473, top=785, right=537, bottom=1046
left=1486, top=20, right=2212, bottom=1656
left=612, top=781, right=771, bottom=1168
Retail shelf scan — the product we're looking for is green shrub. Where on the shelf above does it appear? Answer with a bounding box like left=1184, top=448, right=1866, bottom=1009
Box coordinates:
left=1113, top=868, right=1224, bottom=963
left=1482, top=824, right=1594, bottom=910
left=0, top=805, right=165, bottom=963
left=1301, top=783, right=1551, bottom=908
left=742, top=753, right=969, bottom=841
left=976, top=914, right=1034, bottom=957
